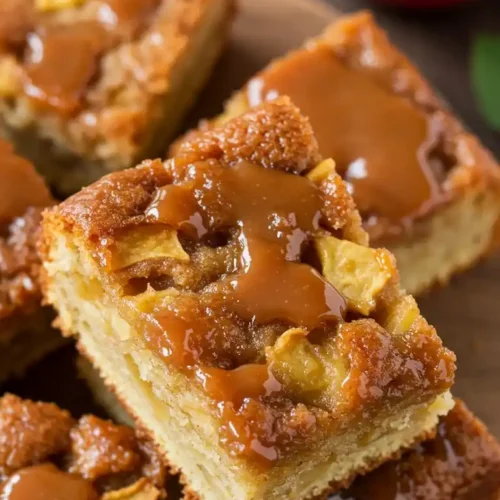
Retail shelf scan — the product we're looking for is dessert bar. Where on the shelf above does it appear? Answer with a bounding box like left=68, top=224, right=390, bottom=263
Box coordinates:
left=177, top=12, right=500, bottom=295
left=0, top=0, right=235, bottom=194
left=41, top=99, right=456, bottom=499
left=0, top=139, right=64, bottom=383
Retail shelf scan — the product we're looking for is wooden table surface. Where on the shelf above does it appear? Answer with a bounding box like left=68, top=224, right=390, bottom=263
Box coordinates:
left=8, top=0, right=500, bottom=441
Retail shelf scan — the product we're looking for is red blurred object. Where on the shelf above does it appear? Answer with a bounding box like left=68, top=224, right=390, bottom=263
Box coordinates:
left=371, top=0, right=471, bottom=7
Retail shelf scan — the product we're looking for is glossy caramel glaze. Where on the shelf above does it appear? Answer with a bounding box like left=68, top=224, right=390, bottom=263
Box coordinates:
left=45, top=100, right=456, bottom=466
left=0, top=0, right=160, bottom=114
left=0, top=394, right=167, bottom=496
left=332, top=400, right=500, bottom=500
left=2, top=464, right=98, bottom=500
left=247, top=45, right=447, bottom=234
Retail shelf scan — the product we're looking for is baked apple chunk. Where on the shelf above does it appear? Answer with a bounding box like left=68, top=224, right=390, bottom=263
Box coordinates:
left=41, top=99, right=456, bottom=500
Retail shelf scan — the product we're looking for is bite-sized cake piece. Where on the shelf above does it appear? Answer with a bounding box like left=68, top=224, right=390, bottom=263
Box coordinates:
left=0, top=139, right=65, bottom=383
left=41, top=99, right=456, bottom=500
left=334, top=400, right=500, bottom=500
left=0, top=0, right=235, bottom=195
left=0, top=393, right=180, bottom=499
left=176, top=12, right=500, bottom=296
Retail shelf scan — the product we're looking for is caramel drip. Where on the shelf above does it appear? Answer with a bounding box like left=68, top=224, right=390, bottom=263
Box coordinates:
left=13, top=0, right=160, bottom=113
left=23, top=23, right=112, bottom=114
left=0, top=139, right=52, bottom=223
left=98, top=0, right=161, bottom=37
left=247, top=46, right=443, bottom=227
left=1, top=464, right=98, bottom=500
left=145, top=159, right=345, bottom=463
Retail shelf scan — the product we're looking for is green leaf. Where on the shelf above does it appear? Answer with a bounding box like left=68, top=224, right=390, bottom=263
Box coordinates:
left=471, top=35, right=500, bottom=132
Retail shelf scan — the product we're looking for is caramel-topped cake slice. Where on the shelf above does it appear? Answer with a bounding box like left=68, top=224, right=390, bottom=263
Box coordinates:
left=0, top=139, right=66, bottom=383
left=41, top=99, right=456, bottom=499
left=179, top=12, right=500, bottom=295
left=0, top=393, right=179, bottom=499
left=0, top=0, right=234, bottom=194
left=334, top=400, right=500, bottom=500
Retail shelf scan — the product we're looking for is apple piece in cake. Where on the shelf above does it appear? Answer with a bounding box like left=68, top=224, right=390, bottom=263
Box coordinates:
left=0, top=0, right=235, bottom=195
left=0, top=138, right=66, bottom=383
left=41, top=99, right=456, bottom=500
left=174, top=12, right=500, bottom=296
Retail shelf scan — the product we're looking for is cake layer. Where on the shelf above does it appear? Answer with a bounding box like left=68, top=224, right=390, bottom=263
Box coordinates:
left=0, top=138, right=65, bottom=383
left=41, top=99, right=456, bottom=499
left=174, top=12, right=500, bottom=295
left=0, top=0, right=235, bottom=194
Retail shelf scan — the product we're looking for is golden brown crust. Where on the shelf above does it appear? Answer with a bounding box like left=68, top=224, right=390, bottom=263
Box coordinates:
left=175, top=97, right=321, bottom=174
left=0, top=393, right=169, bottom=494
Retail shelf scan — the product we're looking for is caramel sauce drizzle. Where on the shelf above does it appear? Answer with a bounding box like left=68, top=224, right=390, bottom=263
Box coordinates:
left=23, top=23, right=113, bottom=114
left=0, top=0, right=160, bottom=113
left=1, top=464, right=98, bottom=500
left=145, top=159, right=345, bottom=463
left=247, top=45, right=444, bottom=233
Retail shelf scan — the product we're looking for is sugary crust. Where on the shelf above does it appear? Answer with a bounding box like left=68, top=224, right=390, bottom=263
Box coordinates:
left=0, top=0, right=235, bottom=171
left=0, top=393, right=169, bottom=494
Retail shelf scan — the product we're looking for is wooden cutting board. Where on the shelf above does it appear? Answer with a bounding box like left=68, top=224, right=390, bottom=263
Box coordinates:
left=9, top=0, right=500, bottom=446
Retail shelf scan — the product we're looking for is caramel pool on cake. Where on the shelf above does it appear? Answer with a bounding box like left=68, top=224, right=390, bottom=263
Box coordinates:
left=179, top=12, right=500, bottom=295
left=0, top=393, right=183, bottom=500
left=0, top=139, right=65, bottom=383
left=0, top=0, right=234, bottom=194
left=41, top=99, right=456, bottom=500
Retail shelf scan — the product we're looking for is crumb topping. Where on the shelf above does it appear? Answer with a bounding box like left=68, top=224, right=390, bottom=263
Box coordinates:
left=0, top=394, right=168, bottom=498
